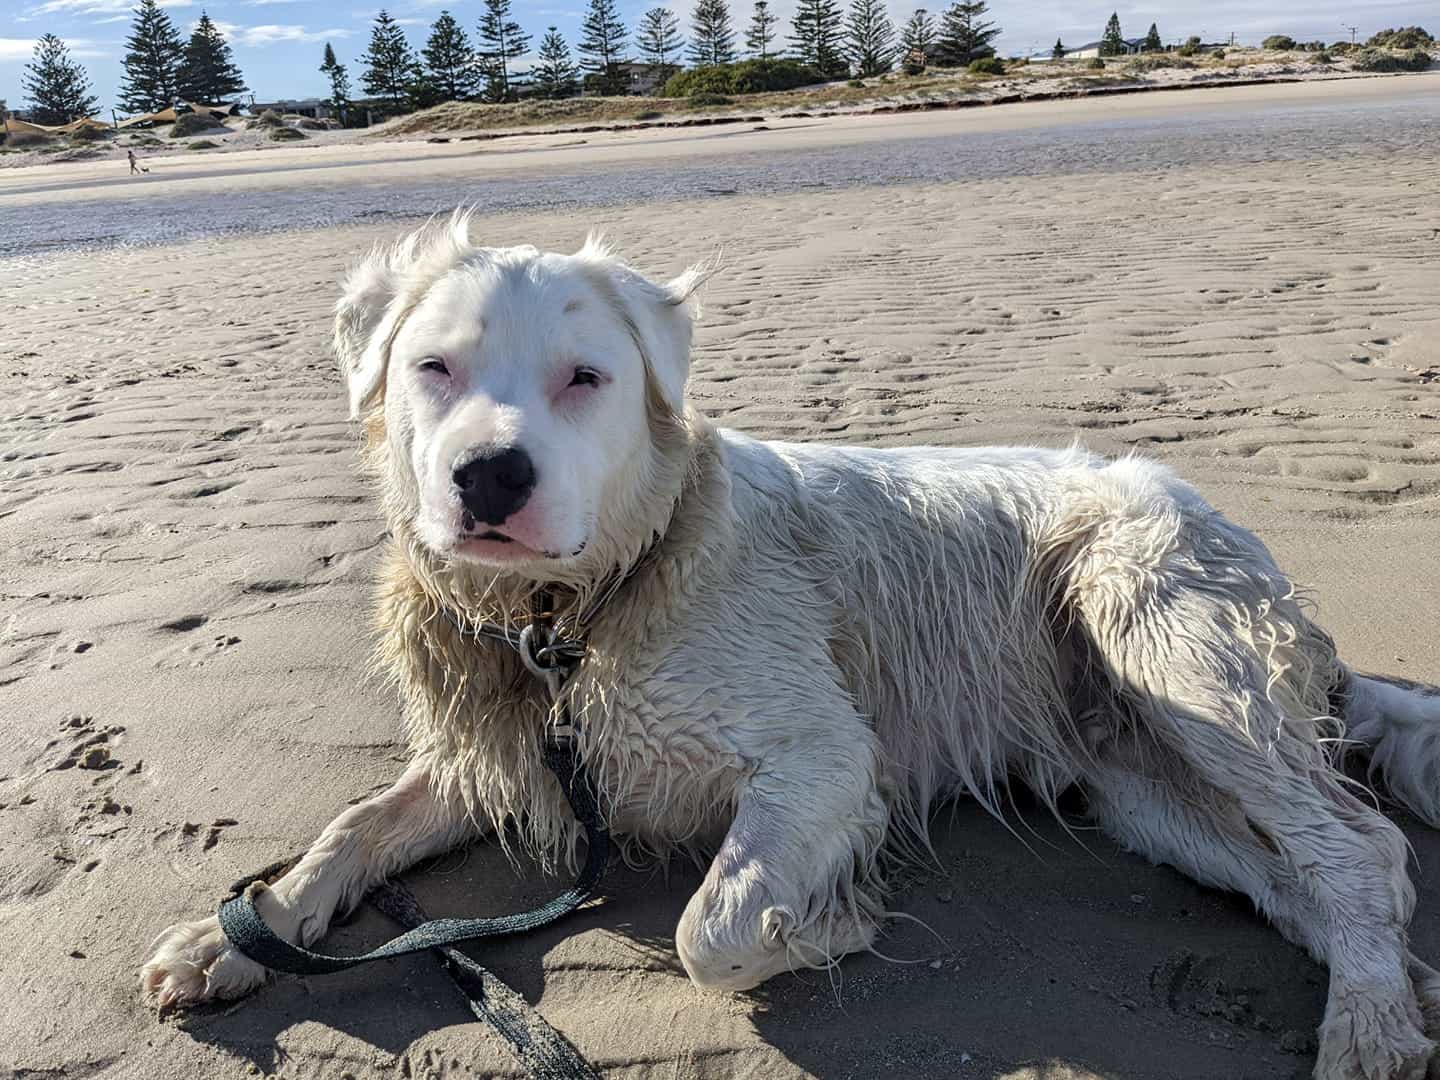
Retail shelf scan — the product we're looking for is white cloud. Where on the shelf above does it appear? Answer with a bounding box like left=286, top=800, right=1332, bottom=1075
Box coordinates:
left=0, top=38, right=38, bottom=60
left=246, top=0, right=306, bottom=5
left=0, top=35, right=108, bottom=60
left=26, top=0, right=192, bottom=15
left=212, top=21, right=355, bottom=45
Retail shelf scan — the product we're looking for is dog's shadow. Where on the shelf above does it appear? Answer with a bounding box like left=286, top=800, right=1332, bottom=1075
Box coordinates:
left=176, top=794, right=1440, bottom=1079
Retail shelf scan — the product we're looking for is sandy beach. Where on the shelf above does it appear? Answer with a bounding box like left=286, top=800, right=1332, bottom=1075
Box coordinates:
left=3, top=74, right=1440, bottom=1079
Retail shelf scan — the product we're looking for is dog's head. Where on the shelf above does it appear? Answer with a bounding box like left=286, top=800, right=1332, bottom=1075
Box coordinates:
left=335, top=214, right=708, bottom=577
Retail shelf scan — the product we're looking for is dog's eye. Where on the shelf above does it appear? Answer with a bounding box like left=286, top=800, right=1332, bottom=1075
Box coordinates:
left=568, top=366, right=601, bottom=388
left=418, top=358, right=449, bottom=377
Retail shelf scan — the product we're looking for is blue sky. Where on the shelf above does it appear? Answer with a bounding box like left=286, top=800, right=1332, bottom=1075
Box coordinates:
left=2, top=0, right=1434, bottom=116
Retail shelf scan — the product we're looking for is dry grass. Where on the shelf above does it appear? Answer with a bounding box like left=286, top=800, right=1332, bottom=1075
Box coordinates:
left=372, top=50, right=1385, bottom=140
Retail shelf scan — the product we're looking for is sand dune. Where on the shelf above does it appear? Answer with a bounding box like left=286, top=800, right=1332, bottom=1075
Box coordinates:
left=2, top=77, right=1439, bottom=1079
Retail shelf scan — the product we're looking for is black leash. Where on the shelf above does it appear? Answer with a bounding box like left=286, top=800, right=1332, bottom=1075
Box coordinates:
left=217, top=586, right=619, bottom=1079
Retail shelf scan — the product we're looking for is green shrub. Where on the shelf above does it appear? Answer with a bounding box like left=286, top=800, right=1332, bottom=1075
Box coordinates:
left=1127, top=55, right=1194, bottom=72
left=967, top=56, right=1005, bottom=75
left=5, top=131, right=53, bottom=148
left=846, top=77, right=865, bottom=87
left=635, top=109, right=663, bottom=120
left=252, top=108, right=284, bottom=128
left=662, top=58, right=825, bottom=97
left=1367, top=27, right=1433, bottom=49
left=1314, top=51, right=1333, bottom=63
left=1329, top=40, right=1354, bottom=54
left=1177, top=35, right=1202, bottom=56
left=684, top=92, right=734, bottom=108
left=187, top=139, right=220, bottom=149
left=1351, top=46, right=1433, bottom=72
left=663, top=65, right=733, bottom=96
left=69, top=124, right=111, bottom=142
left=171, top=111, right=219, bottom=137
left=1085, top=56, right=1106, bottom=69
left=1262, top=35, right=1297, bottom=50
left=736, top=58, right=825, bottom=91
left=269, top=125, right=307, bottom=140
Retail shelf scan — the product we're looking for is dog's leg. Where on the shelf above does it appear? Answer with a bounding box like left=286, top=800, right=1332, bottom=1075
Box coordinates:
left=140, top=762, right=478, bottom=1007
left=1088, top=755, right=1440, bottom=1077
left=674, top=716, right=889, bottom=992
left=1076, top=594, right=1433, bottom=1079
left=1340, top=673, right=1440, bottom=829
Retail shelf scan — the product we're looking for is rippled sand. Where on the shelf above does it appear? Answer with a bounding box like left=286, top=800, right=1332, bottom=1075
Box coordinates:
left=2, top=75, right=1440, bottom=1080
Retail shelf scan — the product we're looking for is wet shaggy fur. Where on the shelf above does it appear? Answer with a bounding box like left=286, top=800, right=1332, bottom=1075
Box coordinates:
left=142, top=217, right=1440, bottom=1079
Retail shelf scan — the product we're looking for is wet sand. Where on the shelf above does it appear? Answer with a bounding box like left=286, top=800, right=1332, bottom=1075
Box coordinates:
left=2, top=74, right=1440, bottom=1079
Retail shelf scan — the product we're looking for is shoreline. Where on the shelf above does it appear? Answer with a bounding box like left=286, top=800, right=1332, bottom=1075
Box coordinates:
left=2, top=73, right=1437, bottom=262
left=404, top=69, right=1431, bottom=148
left=1, top=61, right=1432, bottom=178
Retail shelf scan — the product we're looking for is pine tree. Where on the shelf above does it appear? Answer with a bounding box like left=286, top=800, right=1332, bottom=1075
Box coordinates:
left=421, top=11, right=482, bottom=102
left=1100, top=12, right=1125, bottom=56
left=360, top=10, right=420, bottom=108
left=177, top=12, right=246, bottom=103
left=1144, top=23, right=1162, bottom=51
left=1052, top=37, right=1065, bottom=59
left=477, top=0, right=530, bottom=103
left=577, top=0, right=628, bottom=95
left=118, top=0, right=185, bottom=114
left=789, top=0, right=846, bottom=77
left=935, top=1, right=999, bottom=66
left=900, top=8, right=935, bottom=72
left=845, top=0, right=896, bottom=76
left=320, top=42, right=351, bottom=114
left=746, top=0, right=777, bottom=61
left=636, top=7, right=684, bottom=68
left=533, top=25, right=580, bottom=99
left=689, top=0, right=737, bottom=66
left=22, top=34, right=98, bottom=125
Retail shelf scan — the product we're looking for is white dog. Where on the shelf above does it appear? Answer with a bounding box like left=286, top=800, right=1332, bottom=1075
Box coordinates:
left=143, top=215, right=1440, bottom=1080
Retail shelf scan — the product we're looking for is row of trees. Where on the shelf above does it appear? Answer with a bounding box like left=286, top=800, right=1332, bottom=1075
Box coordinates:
left=330, top=0, right=1006, bottom=107
left=335, top=2, right=536, bottom=110
left=514, top=0, right=1003, bottom=100
left=118, top=0, right=245, bottom=113
left=19, top=0, right=245, bottom=124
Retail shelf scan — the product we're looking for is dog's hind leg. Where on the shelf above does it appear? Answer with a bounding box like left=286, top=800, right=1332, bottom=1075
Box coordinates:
left=1339, top=673, right=1440, bottom=829
left=140, top=762, right=479, bottom=1007
left=1086, top=750, right=1440, bottom=1052
left=1068, top=530, right=1433, bottom=1077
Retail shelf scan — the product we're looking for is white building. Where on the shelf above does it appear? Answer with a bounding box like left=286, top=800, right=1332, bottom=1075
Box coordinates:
left=1063, top=37, right=1149, bottom=59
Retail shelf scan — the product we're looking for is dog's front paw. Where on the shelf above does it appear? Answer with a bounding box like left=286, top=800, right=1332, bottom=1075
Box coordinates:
left=1314, top=986, right=1435, bottom=1080
left=140, top=915, right=267, bottom=1008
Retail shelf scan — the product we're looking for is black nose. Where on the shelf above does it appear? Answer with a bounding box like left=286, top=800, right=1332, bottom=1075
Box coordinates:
left=452, top=447, right=536, bottom=526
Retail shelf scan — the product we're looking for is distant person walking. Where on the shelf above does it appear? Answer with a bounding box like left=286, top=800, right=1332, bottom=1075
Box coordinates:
left=127, top=149, right=148, bottom=175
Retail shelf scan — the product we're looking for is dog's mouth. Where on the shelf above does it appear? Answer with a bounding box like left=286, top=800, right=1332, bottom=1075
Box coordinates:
left=452, top=513, right=586, bottom=563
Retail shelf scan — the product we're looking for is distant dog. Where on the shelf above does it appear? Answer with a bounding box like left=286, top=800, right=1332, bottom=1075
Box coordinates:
left=143, top=214, right=1440, bottom=1080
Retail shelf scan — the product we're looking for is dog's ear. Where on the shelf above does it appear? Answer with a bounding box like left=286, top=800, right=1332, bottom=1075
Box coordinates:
left=578, top=236, right=716, bottom=415
left=333, top=248, right=407, bottom=419
left=334, top=212, right=476, bottom=420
